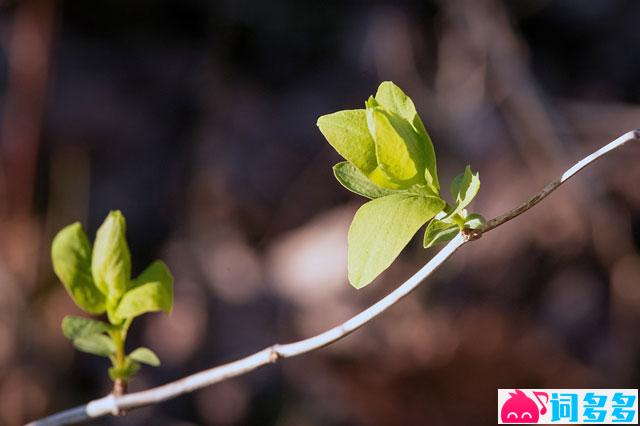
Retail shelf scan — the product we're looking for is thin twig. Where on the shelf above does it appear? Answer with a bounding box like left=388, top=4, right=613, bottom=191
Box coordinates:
left=483, top=129, right=639, bottom=233
left=26, top=130, right=639, bottom=426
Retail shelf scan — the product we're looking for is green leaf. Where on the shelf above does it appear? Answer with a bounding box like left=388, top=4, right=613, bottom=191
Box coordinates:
left=91, top=211, right=131, bottom=300
left=51, top=223, right=106, bottom=314
left=129, top=347, right=160, bottom=367
left=367, top=107, right=425, bottom=186
left=317, top=110, right=378, bottom=175
left=72, top=334, right=115, bottom=357
left=374, top=81, right=439, bottom=193
left=114, top=282, right=171, bottom=320
left=62, top=315, right=111, bottom=340
left=449, top=166, right=480, bottom=218
left=366, top=164, right=407, bottom=190
left=333, top=161, right=394, bottom=199
left=348, top=194, right=445, bottom=288
left=114, top=260, right=173, bottom=320
left=423, top=219, right=459, bottom=248
left=128, top=260, right=173, bottom=291
left=375, top=82, right=421, bottom=127
left=63, top=315, right=114, bottom=357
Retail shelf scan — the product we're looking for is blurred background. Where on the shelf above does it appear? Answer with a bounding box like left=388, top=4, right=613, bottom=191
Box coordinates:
left=0, top=0, right=639, bottom=424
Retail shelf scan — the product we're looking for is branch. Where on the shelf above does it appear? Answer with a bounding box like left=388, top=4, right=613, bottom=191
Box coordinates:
left=483, top=129, right=639, bottom=232
left=27, top=129, right=640, bottom=426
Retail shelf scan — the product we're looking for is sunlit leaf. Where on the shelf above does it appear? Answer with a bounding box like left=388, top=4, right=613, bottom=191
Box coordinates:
left=449, top=166, right=480, bottom=218
left=114, top=261, right=173, bottom=320
left=374, top=81, right=439, bottom=193
left=367, top=107, right=425, bottom=186
left=348, top=194, right=445, bottom=288
left=317, top=109, right=378, bottom=175
left=128, top=260, right=173, bottom=292
left=91, top=211, right=131, bottom=300
left=52, top=223, right=105, bottom=314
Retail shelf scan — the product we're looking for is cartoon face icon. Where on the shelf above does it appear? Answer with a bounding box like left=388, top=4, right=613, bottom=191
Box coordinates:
left=501, top=389, right=548, bottom=423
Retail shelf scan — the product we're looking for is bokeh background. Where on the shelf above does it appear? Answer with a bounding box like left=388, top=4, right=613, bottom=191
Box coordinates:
left=0, top=0, right=639, bottom=424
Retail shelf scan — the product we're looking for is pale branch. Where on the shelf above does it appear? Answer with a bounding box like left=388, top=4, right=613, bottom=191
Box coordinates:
left=27, top=129, right=639, bottom=426
left=483, top=129, right=640, bottom=233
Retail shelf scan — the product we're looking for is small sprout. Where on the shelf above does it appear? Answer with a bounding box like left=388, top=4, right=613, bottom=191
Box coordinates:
left=424, top=165, right=485, bottom=248
left=318, top=81, right=484, bottom=288
left=52, top=211, right=173, bottom=390
left=423, top=218, right=459, bottom=249
left=449, top=165, right=481, bottom=219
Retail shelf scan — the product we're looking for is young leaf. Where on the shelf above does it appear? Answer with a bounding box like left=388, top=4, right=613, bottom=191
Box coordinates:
left=115, top=282, right=172, bottom=320
left=114, top=261, right=173, bottom=320
left=449, top=166, right=480, bottom=218
left=129, top=347, right=161, bottom=367
left=423, top=219, right=460, bottom=248
left=91, top=211, right=131, bottom=300
left=52, top=223, right=106, bottom=314
left=366, top=164, right=407, bottom=190
left=375, top=81, right=420, bottom=127
left=62, top=316, right=111, bottom=340
left=374, top=81, right=439, bottom=193
left=367, top=107, right=425, bottom=186
left=333, top=161, right=394, bottom=199
left=348, top=194, right=445, bottom=288
left=72, top=334, right=115, bottom=357
left=128, top=260, right=174, bottom=292
left=317, top=110, right=378, bottom=175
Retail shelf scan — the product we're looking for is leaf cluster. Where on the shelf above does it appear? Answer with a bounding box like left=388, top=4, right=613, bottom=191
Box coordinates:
left=52, top=211, right=172, bottom=381
left=318, top=82, right=485, bottom=288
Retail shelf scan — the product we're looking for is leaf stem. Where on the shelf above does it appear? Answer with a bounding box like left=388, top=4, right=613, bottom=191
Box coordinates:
left=111, top=328, right=125, bottom=373
left=109, top=324, right=131, bottom=397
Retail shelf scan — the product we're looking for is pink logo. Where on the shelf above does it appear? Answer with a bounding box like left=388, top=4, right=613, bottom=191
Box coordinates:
left=500, top=389, right=548, bottom=423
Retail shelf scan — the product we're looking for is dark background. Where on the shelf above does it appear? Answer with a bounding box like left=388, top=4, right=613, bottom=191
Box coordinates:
left=0, top=0, right=639, bottom=424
